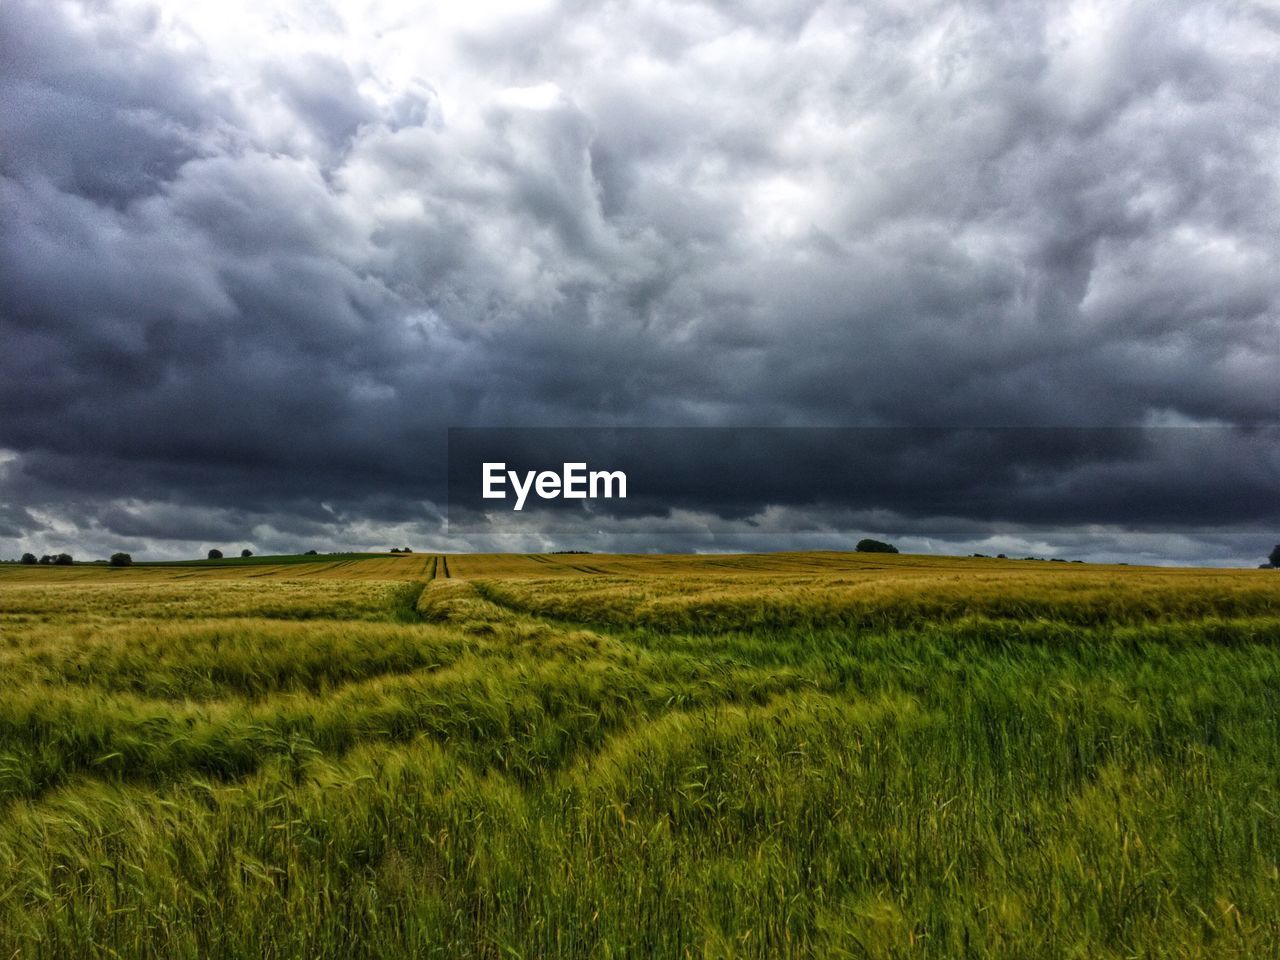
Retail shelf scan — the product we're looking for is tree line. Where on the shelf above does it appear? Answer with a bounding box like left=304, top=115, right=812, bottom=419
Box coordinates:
left=9, top=544, right=1280, bottom=567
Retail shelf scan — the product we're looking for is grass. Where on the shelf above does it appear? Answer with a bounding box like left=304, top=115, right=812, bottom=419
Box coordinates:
left=0, top=552, right=1277, bottom=957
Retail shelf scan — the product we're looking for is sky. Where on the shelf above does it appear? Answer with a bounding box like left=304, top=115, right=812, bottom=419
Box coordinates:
left=1, top=0, right=1278, bottom=565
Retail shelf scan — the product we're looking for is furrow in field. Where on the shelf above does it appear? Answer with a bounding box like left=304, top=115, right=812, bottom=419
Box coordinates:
left=0, top=641, right=814, bottom=811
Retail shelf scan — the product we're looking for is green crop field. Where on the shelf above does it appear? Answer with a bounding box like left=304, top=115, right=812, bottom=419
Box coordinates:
left=0, top=552, right=1278, bottom=958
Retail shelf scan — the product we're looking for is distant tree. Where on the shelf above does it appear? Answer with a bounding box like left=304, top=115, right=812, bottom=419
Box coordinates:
left=207, top=549, right=223, bottom=560
left=401, top=547, right=413, bottom=553
left=109, top=552, right=132, bottom=567
left=241, top=549, right=253, bottom=558
left=1269, top=544, right=1280, bottom=568
left=304, top=549, right=318, bottom=556
left=20, top=552, right=36, bottom=565
left=855, top=538, right=898, bottom=554
left=53, top=553, right=73, bottom=565
left=38, top=554, right=53, bottom=565
left=996, top=554, right=1007, bottom=559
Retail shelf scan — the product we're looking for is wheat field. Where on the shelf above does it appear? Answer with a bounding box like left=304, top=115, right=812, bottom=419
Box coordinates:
left=1, top=551, right=1278, bottom=958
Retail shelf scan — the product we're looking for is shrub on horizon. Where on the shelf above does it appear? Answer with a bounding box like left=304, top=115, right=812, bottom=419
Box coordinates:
left=855, top=538, right=898, bottom=554
left=20, top=552, right=36, bottom=565
left=241, top=549, right=253, bottom=558
left=207, top=549, right=223, bottom=560
left=109, top=552, right=132, bottom=567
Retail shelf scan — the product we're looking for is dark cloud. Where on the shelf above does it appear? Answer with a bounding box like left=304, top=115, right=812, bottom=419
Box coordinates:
left=445, top=427, right=1280, bottom=533
left=1, top=0, right=1277, bottom=564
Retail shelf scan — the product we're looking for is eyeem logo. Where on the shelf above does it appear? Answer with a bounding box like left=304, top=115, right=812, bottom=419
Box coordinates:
left=482, top=462, right=627, bottom=511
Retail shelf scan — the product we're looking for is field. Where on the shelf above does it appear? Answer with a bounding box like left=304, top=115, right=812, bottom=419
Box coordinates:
left=1, top=551, right=1278, bottom=958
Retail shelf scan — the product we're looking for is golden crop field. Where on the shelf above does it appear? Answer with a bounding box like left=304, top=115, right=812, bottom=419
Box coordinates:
left=1, top=551, right=1278, bottom=958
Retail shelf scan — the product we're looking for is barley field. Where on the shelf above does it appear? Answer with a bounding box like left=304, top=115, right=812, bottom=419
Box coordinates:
left=0, top=552, right=1278, bottom=958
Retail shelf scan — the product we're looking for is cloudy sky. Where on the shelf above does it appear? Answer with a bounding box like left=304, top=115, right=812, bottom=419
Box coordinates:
left=2, top=0, right=1277, bottom=565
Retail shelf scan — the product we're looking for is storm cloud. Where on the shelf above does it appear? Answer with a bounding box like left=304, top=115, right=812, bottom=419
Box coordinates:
left=1, top=0, right=1278, bottom=563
